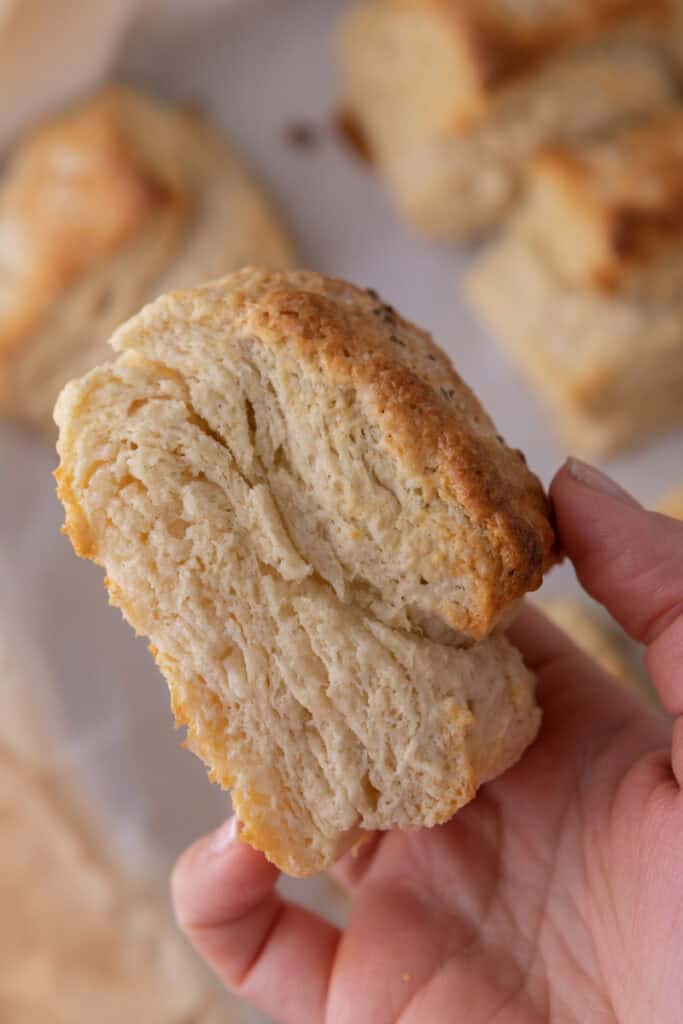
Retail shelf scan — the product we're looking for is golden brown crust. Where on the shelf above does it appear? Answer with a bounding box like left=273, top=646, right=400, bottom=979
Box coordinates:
left=55, top=468, right=97, bottom=560
left=386, top=0, right=673, bottom=127
left=139, top=268, right=557, bottom=636
left=530, top=110, right=683, bottom=290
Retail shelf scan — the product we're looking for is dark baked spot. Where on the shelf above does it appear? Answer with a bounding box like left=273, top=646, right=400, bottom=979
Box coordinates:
left=138, top=172, right=176, bottom=210
left=465, top=18, right=543, bottom=92
left=609, top=201, right=683, bottom=268
left=335, top=110, right=373, bottom=164
left=245, top=398, right=257, bottom=445
left=506, top=517, right=545, bottom=586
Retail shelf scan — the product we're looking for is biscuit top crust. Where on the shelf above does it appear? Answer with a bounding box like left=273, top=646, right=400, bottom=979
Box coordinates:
left=0, top=86, right=187, bottom=359
left=527, top=110, right=683, bottom=290
left=388, top=0, right=672, bottom=124
left=96, top=267, right=557, bottom=639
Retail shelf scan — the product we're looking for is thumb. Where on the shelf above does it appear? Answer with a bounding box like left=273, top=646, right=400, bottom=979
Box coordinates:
left=551, top=459, right=683, bottom=721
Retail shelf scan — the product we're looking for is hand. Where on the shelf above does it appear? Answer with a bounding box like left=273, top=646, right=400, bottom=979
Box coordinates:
left=172, top=459, right=683, bottom=1023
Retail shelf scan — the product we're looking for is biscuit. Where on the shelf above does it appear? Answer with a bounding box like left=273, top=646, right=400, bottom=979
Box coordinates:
left=340, top=0, right=677, bottom=238
left=0, top=614, right=241, bottom=1021
left=0, top=613, right=57, bottom=765
left=467, top=114, right=683, bottom=456
left=468, top=236, right=683, bottom=455
left=0, top=86, right=293, bottom=432
left=658, top=485, right=683, bottom=520
left=55, top=268, right=556, bottom=875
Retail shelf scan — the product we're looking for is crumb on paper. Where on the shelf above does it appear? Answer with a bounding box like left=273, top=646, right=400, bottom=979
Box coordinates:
left=284, top=120, right=321, bottom=150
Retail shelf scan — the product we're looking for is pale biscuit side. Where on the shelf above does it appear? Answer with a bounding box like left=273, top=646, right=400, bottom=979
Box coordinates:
left=467, top=226, right=683, bottom=456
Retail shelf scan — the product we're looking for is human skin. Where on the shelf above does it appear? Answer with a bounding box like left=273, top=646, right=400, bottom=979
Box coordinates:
left=172, top=458, right=683, bottom=1023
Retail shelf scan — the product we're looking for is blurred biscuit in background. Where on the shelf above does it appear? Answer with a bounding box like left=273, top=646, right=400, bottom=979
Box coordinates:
left=468, top=110, right=683, bottom=457
left=0, top=613, right=58, bottom=766
left=658, top=485, right=683, bottom=520
left=0, top=751, right=227, bottom=1022
left=339, top=0, right=680, bottom=239
left=0, top=85, right=294, bottom=434
left=539, top=597, right=636, bottom=688
left=0, top=622, right=242, bottom=1023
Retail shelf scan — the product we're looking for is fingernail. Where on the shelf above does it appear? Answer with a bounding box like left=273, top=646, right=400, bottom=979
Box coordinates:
left=209, top=815, right=241, bottom=854
left=565, top=458, right=641, bottom=508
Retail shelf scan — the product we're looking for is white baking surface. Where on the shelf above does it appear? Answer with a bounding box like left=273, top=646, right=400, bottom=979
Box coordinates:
left=1, top=1, right=682, bottom=1019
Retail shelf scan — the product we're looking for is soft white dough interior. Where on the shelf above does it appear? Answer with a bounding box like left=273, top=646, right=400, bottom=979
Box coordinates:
left=111, top=288, right=526, bottom=642
left=61, top=340, right=540, bottom=873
